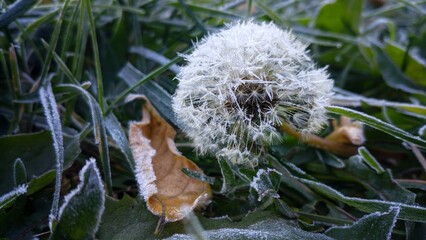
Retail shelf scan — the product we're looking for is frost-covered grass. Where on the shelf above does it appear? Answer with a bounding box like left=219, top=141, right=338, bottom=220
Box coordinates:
left=1, top=0, right=426, bottom=239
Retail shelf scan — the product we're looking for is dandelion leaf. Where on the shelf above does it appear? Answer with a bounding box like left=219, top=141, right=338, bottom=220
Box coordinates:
left=166, top=212, right=333, bottom=240
left=98, top=195, right=185, bottom=239
left=129, top=98, right=211, bottom=222
left=50, top=159, right=105, bottom=239
left=325, top=206, right=400, bottom=240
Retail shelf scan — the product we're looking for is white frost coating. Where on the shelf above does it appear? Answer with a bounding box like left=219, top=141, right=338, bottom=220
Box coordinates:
left=299, top=178, right=426, bottom=222
left=57, top=158, right=105, bottom=220
left=325, top=206, right=400, bottom=240
left=173, top=20, right=333, bottom=165
left=332, top=94, right=426, bottom=110
left=40, top=84, right=65, bottom=230
left=39, top=85, right=64, bottom=163
left=129, top=122, right=158, bottom=201
left=166, top=218, right=334, bottom=240
left=250, top=168, right=281, bottom=201
left=0, top=184, right=28, bottom=206
left=419, top=124, right=426, bottom=136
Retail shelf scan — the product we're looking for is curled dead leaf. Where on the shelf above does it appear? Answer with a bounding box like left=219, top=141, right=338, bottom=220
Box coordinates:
left=326, top=116, right=365, bottom=146
left=128, top=96, right=211, bottom=222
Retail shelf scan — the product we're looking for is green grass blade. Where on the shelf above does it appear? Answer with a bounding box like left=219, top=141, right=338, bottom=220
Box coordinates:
left=177, top=0, right=207, bottom=34
left=106, top=47, right=192, bottom=114
left=254, top=0, right=284, bottom=25
left=39, top=0, right=71, bottom=87
left=72, top=1, right=88, bottom=80
left=0, top=0, right=38, bottom=29
left=169, top=1, right=239, bottom=19
left=358, top=147, right=385, bottom=174
left=84, top=0, right=105, bottom=113
left=42, top=40, right=79, bottom=85
left=301, top=178, right=426, bottom=222
left=326, top=106, right=426, bottom=148
left=7, top=47, right=22, bottom=134
left=104, top=113, right=135, bottom=171
left=55, top=84, right=113, bottom=196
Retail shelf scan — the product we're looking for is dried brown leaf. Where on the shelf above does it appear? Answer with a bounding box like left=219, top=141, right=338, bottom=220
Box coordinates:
left=129, top=97, right=211, bottom=222
left=326, top=116, right=365, bottom=145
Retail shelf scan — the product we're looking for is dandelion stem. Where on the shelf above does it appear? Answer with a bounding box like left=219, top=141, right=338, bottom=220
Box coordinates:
left=279, top=123, right=358, bottom=157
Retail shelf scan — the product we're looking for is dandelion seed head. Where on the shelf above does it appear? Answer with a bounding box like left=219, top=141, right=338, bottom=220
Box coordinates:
left=173, top=21, right=333, bottom=165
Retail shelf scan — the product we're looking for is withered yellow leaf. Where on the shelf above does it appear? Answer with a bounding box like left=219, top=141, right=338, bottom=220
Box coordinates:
left=129, top=98, right=211, bottom=222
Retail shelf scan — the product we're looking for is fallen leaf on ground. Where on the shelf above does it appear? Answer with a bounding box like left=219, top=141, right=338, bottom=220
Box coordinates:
left=326, top=116, right=365, bottom=145
left=128, top=96, right=211, bottom=222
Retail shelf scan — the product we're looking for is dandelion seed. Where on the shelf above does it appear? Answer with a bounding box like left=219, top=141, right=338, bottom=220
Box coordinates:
left=173, top=21, right=333, bottom=165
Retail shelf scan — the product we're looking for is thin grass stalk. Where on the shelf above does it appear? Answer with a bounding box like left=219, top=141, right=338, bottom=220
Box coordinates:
left=106, top=48, right=192, bottom=114
left=7, top=46, right=22, bottom=134
left=71, top=1, right=88, bottom=80
left=50, top=47, right=114, bottom=195
left=59, top=0, right=81, bottom=83
left=82, top=0, right=113, bottom=195
left=83, top=0, right=105, bottom=113
left=39, top=0, right=71, bottom=86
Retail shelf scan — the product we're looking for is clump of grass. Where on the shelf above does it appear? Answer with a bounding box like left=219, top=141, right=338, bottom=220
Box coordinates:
left=0, top=0, right=426, bottom=239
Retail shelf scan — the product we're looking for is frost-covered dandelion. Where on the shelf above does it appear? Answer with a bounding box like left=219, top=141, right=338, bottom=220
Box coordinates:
left=173, top=21, right=333, bottom=166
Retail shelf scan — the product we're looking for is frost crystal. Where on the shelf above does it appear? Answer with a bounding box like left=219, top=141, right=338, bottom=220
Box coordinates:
left=173, top=21, right=333, bottom=165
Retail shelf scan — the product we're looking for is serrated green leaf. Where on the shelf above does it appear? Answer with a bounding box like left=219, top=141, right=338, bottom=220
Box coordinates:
left=50, top=159, right=105, bottom=240
left=250, top=168, right=281, bottom=201
left=326, top=106, right=426, bottom=148
left=218, top=158, right=237, bottom=195
left=325, top=206, right=399, bottom=240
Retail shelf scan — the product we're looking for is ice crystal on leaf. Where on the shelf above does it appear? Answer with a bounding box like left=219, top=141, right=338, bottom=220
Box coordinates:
left=173, top=21, right=333, bottom=166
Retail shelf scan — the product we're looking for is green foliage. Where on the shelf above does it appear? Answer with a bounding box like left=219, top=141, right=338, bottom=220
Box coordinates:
left=50, top=159, right=105, bottom=239
left=325, top=206, right=400, bottom=240
left=0, top=131, right=80, bottom=195
left=314, top=0, right=362, bottom=35
left=98, top=195, right=184, bottom=239
left=0, top=0, right=426, bottom=239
